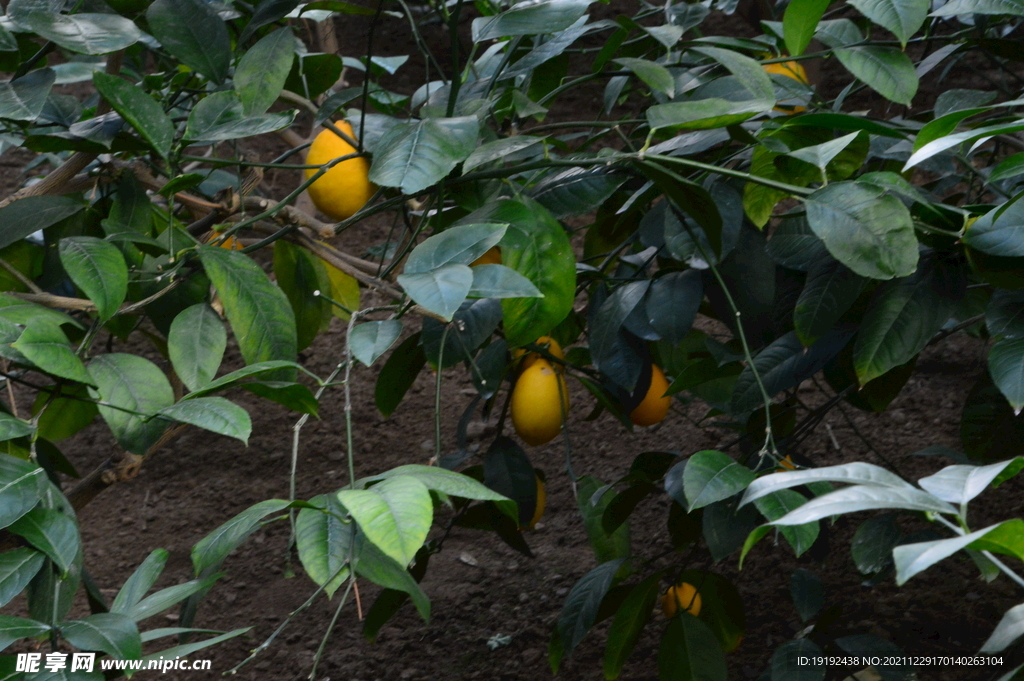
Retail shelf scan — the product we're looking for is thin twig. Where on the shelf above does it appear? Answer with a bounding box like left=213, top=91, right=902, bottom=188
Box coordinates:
left=0, top=257, right=43, bottom=294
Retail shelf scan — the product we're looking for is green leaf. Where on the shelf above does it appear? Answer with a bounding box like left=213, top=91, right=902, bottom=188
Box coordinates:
left=892, top=523, right=1007, bottom=585
left=352, top=536, right=430, bottom=621
left=754, top=491, right=819, bottom=556
left=853, top=253, right=964, bottom=384
left=92, top=72, right=174, bottom=160
left=458, top=198, right=575, bottom=346
left=646, top=98, right=771, bottom=131
left=557, top=558, right=626, bottom=657
left=0, top=412, right=34, bottom=442
left=0, top=615, right=49, bottom=652
left=981, top=603, right=1024, bottom=654
left=990, top=153, right=1024, bottom=183
left=740, top=462, right=912, bottom=508
left=907, top=120, right=1024, bottom=170
left=0, top=454, right=48, bottom=533
left=240, top=381, right=319, bottom=416
left=273, top=239, right=330, bottom=352
left=375, top=333, right=426, bottom=417
left=785, top=131, right=861, bottom=171
left=11, top=12, right=141, bottom=55
left=0, top=68, right=54, bottom=121
left=110, top=549, right=167, bottom=616
left=156, top=397, right=251, bottom=444
left=918, top=458, right=1024, bottom=505
left=362, top=464, right=510, bottom=502
left=139, top=628, right=251, bottom=667
left=529, top=166, right=628, bottom=219
left=184, top=91, right=297, bottom=142
left=963, top=198, right=1024, bottom=258
left=834, top=46, right=918, bottom=105
left=931, top=0, right=1024, bottom=15
left=790, top=568, right=823, bottom=622
left=463, top=136, right=543, bottom=172
left=682, top=450, right=755, bottom=511
left=240, top=0, right=300, bottom=42
left=603, top=571, right=662, bottom=680
left=87, top=353, right=175, bottom=455
left=614, top=58, right=675, bottom=97
left=58, top=236, right=127, bottom=323
left=349, top=321, right=403, bottom=367
left=199, top=246, right=298, bottom=369
left=657, top=614, right=728, bottom=681
left=783, top=0, right=832, bottom=56
left=192, top=499, right=291, bottom=574
left=404, top=223, right=508, bottom=275
left=8, top=508, right=78, bottom=576
left=397, top=264, right=474, bottom=321
left=471, top=0, right=591, bottom=40
left=234, top=27, right=295, bottom=115
left=988, top=338, right=1024, bottom=414
left=128, top=573, right=221, bottom=623
left=369, top=117, right=480, bottom=194
left=634, top=161, right=723, bottom=255
left=804, top=181, right=918, bottom=280
left=851, top=515, right=901, bottom=574
left=0, top=195, right=83, bottom=250
left=0, top=548, right=45, bottom=608
left=849, top=0, right=928, bottom=45
left=767, top=484, right=956, bottom=525
left=168, top=304, right=226, bottom=393
left=182, top=360, right=309, bottom=399
left=577, top=476, right=631, bottom=563
left=693, top=46, right=775, bottom=103
left=146, top=0, right=230, bottom=84
left=61, top=613, right=141, bottom=659
left=771, top=639, right=825, bottom=681
left=469, top=264, right=543, bottom=299
left=13, top=321, right=93, bottom=385
left=296, top=494, right=352, bottom=597
left=794, top=259, right=865, bottom=345
left=337, top=476, right=433, bottom=567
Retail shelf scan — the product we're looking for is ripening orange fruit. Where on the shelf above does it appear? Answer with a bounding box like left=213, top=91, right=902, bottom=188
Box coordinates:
left=207, top=232, right=243, bottom=250
left=471, top=246, right=502, bottom=267
left=629, top=364, right=671, bottom=427
left=777, top=455, right=797, bottom=471
left=662, top=582, right=702, bottom=618
left=304, top=122, right=376, bottom=221
left=763, top=60, right=809, bottom=85
left=513, top=336, right=565, bottom=373
left=511, top=359, right=569, bottom=446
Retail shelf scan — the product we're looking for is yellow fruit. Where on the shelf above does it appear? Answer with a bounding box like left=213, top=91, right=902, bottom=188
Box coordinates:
left=662, top=582, right=702, bottom=618
left=304, top=122, right=376, bottom=221
left=513, top=336, right=565, bottom=372
left=777, top=455, right=797, bottom=471
left=763, top=60, right=809, bottom=85
left=629, top=364, right=671, bottom=427
left=511, top=359, right=569, bottom=446
left=471, top=246, right=502, bottom=267
left=207, top=233, right=243, bottom=250
left=528, top=474, right=546, bottom=530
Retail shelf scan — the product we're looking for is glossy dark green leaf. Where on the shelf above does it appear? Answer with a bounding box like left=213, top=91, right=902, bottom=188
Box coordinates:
left=337, top=476, right=433, bottom=568
left=754, top=490, right=819, bottom=556
left=87, top=353, right=174, bottom=455
left=990, top=153, right=1024, bottom=183
left=963, top=198, right=1024, bottom=258
left=397, top=265, right=474, bottom=321
left=789, top=568, right=823, bottom=622
left=0, top=548, right=45, bottom=608
left=353, top=535, right=430, bottom=621
left=375, top=332, right=426, bottom=417
left=370, top=117, right=479, bottom=194
left=603, top=571, right=663, bottom=680
left=646, top=270, right=702, bottom=344
left=471, top=0, right=591, bottom=40
left=851, top=514, right=901, bottom=574
left=200, top=246, right=297, bottom=370
left=234, top=27, right=294, bottom=115
left=931, top=0, right=1024, bottom=15
left=578, top=476, right=631, bottom=563
left=766, top=212, right=830, bottom=271
left=110, top=549, right=167, bottom=616
left=168, top=304, right=226, bottom=393
left=657, top=614, right=728, bottom=681
left=8, top=508, right=78, bottom=576
left=12, top=12, right=141, bottom=55
left=853, top=253, right=965, bottom=384
left=273, top=239, right=330, bottom=351
left=794, top=259, right=865, bottom=345
left=156, top=397, right=251, bottom=444
left=614, top=58, right=675, bottom=97
left=634, top=161, right=723, bottom=255
left=240, top=0, right=299, bottom=43
left=732, top=328, right=855, bottom=414
left=0, top=454, right=47, bottom=531
left=529, top=166, right=628, bottom=219
left=483, top=436, right=534, bottom=527
left=58, top=236, right=127, bottom=323
left=469, top=264, right=543, bottom=299
left=0, top=195, right=83, bottom=250
left=404, top=223, right=507, bottom=275
left=13, top=321, right=93, bottom=385
left=783, top=0, right=831, bottom=56
left=0, top=412, right=34, bottom=442
left=804, top=181, right=917, bottom=280
left=557, top=558, right=626, bottom=657
left=989, top=337, right=1024, bottom=414
left=239, top=381, right=319, bottom=416
left=284, top=53, right=343, bottom=100
left=295, top=494, right=352, bottom=597
left=590, top=281, right=649, bottom=389
left=0, top=68, right=54, bottom=121
left=703, top=495, right=760, bottom=562
left=459, top=198, right=575, bottom=347
left=834, top=45, right=918, bottom=105
left=682, top=450, right=755, bottom=511
left=146, top=0, right=230, bottom=84
left=61, top=612, right=141, bottom=659
left=849, top=0, right=928, bottom=45
left=184, top=91, right=296, bottom=142
left=0, top=614, right=49, bottom=652
left=93, top=72, right=174, bottom=159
